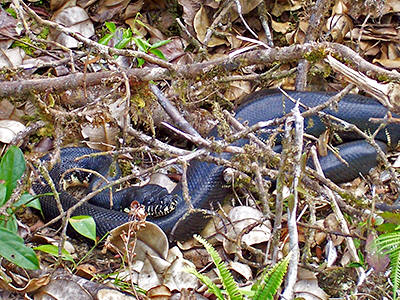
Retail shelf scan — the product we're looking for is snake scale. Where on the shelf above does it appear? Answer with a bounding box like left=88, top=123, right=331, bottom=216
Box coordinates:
left=33, top=90, right=400, bottom=241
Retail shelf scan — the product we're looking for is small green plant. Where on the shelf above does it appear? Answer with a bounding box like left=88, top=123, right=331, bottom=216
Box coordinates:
left=0, top=146, right=99, bottom=269
left=376, top=229, right=400, bottom=300
left=187, top=235, right=290, bottom=300
left=0, top=146, right=39, bottom=270
left=98, top=18, right=170, bottom=67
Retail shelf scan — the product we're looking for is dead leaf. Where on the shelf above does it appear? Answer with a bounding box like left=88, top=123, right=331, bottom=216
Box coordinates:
left=229, top=261, right=252, bottom=281
left=97, top=288, right=137, bottom=299
left=271, top=19, right=292, bottom=34
left=215, top=206, right=272, bottom=254
left=224, top=80, right=251, bottom=101
left=35, top=279, right=92, bottom=300
left=81, top=123, right=119, bottom=149
left=0, top=6, right=21, bottom=48
left=0, top=48, right=25, bottom=68
left=326, top=14, right=353, bottom=41
left=324, top=214, right=344, bottom=246
left=50, top=0, right=76, bottom=11
left=147, top=285, right=171, bottom=299
left=271, top=0, right=302, bottom=17
left=121, top=0, right=144, bottom=20
left=50, top=6, right=95, bottom=48
left=163, top=253, right=198, bottom=291
left=75, top=264, right=97, bottom=280
left=365, top=233, right=390, bottom=273
left=90, top=0, right=130, bottom=23
left=0, top=98, right=23, bottom=121
left=0, top=273, right=50, bottom=294
left=193, top=6, right=226, bottom=47
left=0, top=120, right=26, bottom=143
left=106, top=221, right=169, bottom=260
left=178, top=0, right=201, bottom=35
left=294, top=279, right=329, bottom=300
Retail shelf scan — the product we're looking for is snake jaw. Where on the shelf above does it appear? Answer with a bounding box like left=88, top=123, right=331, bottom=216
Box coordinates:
left=144, top=194, right=179, bottom=217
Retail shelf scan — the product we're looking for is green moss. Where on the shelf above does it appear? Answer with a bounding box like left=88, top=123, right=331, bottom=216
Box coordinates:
left=303, top=48, right=327, bottom=63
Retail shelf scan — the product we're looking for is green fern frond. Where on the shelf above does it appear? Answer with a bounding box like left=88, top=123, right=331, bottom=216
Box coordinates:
left=186, top=267, right=224, bottom=300
left=388, top=248, right=400, bottom=300
left=253, top=252, right=291, bottom=300
left=376, top=232, right=400, bottom=251
left=376, top=231, right=400, bottom=300
left=194, top=235, right=243, bottom=300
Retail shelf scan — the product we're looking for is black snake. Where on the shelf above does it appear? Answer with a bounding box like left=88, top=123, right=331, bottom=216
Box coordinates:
left=33, top=90, right=400, bottom=241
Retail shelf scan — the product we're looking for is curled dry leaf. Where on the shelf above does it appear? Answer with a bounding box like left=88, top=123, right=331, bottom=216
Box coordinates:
left=147, top=285, right=172, bottom=299
left=122, top=0, right=144, bottom=21
left=106, top=221, right=169, bottom=260
left=50, top=6, right=94, bottom=48
left=215, top=206, right=272, bottom=254
left=149, top=173, right=176, bottom=193
left=0, top=272, right=50, bottom=294
left=373, top=43, right=400, bottom=69
left=229, top=261, right=252, bottom=281
left=314, top=220, right=327, bottom=246
left=75, top=264, right=97, bottom=280
left=0, top=120, right=26, bottom=143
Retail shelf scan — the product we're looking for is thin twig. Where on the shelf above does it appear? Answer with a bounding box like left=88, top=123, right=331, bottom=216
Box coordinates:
left=281, top=103, right=303, bottom=300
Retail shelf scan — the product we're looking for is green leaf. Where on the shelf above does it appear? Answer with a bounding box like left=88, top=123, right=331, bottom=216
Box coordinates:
left=0, top=213, right=18, bottom=233
left=14, top=193, right=42, bottom=211
left=253, top=253, right=291, bottom=300
left=137, top=57, right=145, bottom=67
left=122, top=28, right=132, bottom=39
left=377, top=223, right=398, bottom=233
left=150, top=39, right=171, bottom=49
left=149, top=48, right=166, bottom=60
left=105, top=22, right=116, bottom=33
left=134, top=18, right=148, bottom=29
left=0, top=183, right=6, bottom=207
left=69, top=216, right=96, bottom=242
left=194, top=235, right=243, bottom=300
left=34, top=244, right=74, bottom=263
left=186, top=267, right=224, bottom=300
left=98, top=33, right=114, bottom=46
left=376, top=231, right=400, bottom=300
left=0, top=227, right=39, bottom=270
left=5, top=8, right=17, bottom=18
left=133, top=37, right=150, bottom=52
left=0, top=146, right=26, bottom=201
left=115, top=37, right=131, bottom=49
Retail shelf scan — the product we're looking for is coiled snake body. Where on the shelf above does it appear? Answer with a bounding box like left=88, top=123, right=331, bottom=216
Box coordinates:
left=33, top=91, right=400, bottom=241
